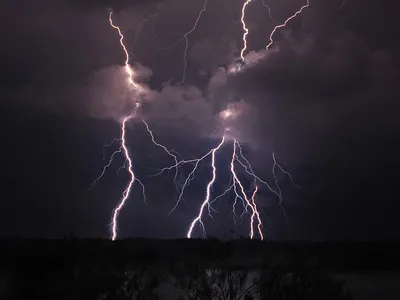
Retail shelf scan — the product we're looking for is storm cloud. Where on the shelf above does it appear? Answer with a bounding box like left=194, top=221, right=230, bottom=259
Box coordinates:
left=2, top=0, right=400, bottom=239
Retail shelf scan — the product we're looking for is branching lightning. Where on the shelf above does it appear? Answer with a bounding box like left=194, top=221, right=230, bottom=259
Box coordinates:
left=153, top=134, right=287, bottom=239
left=109, top=12, right=139, bottom=90
left=105, top=12, right=143, bottom=241
left=93, top=2, right=303, bottom=240
left=158, top=0, right=209, bottom=84
left=142, top=119, right=181, bottom=192
left=266, top=0, right=310, bottom=49
left=229, top=140, right=263, bottom=239
left=187, top=136, right=226, bottom=238
left=132, top=12, right=159, bottom=47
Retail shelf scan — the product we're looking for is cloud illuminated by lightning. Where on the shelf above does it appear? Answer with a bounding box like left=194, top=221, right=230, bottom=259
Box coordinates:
left=97, top=5, right=303, bottom=240
left=109, top=12, right=140, bottom=90
left=266, top=0, right=310, bottom=49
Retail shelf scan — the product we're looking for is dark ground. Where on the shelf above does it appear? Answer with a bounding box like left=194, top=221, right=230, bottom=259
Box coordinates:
left=1, top=238, right=400, bottom=299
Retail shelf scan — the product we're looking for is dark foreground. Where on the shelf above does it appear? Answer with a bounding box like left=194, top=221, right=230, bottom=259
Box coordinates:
left=1, top=238, right=400, bottom=299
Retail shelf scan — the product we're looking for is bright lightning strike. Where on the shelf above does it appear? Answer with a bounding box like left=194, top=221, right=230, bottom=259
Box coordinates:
left=111, top=115, right=137, bottom=241
left=240, top=0, right=253, bottom=62
left=109, top=12, right=140, bottom=91
left=97, top=6, right=301, bottom=240
left=152, top=129, right=296, bottom=239
left=107, top=11, right=144, bottom=240
left=155, top=141, right=222, bottom=215
left=187, top=136, right=226, bottom=238
left=266, top=0, right=310, bottom=49
left=230, top=140, right=263, bottom=239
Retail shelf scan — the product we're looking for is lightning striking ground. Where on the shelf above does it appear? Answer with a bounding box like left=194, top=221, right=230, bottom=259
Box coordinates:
left=230, top=140, right=263, bottom=239
left=111, top=115, right=136, bottom=241
left=187, top=136, right=226, bottom=238
left=266, top=0, right=310, bottom=49
left=108, top=12, right=143, bottom=240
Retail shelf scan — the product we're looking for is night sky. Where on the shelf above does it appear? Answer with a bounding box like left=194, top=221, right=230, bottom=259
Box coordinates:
left=1, top=0, right=399, bottom=240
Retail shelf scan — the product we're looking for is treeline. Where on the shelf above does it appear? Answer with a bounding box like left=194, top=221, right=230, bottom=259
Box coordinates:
left=4, top=263, right=353, bottom=299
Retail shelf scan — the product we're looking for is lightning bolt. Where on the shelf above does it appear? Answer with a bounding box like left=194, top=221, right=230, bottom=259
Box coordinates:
left=107, top=11, right=144, bottom=240
left=99, top=7, right=301, bottom=240
left=187, top=136, right=226, bottom=238
left=272, top=152, right=300, bottom=189
left=261, top=0, right=275, bottom=22
left=153, top=133, right=295, bottom=239
left=266, top=0, right=310, bottom=49
left=240, top=0, right=253, bottom=62
left=154, top=140, right=223, bottom=215
left=89, top=148, right=122, bottom=191
left=109, top=11, right=139, bottom=90
left=111, top=115, right=137, bottom=241
left=158, top=0, right=209, bottom=84
left=230, top=139, right=263, bottom=239
left=132, top=13, right=159, bottom=48
left=142, top=119, right=182, bottom=192
left=101, top=138, right=121, bottom=161
left=250, top=185, right=263, bottom=240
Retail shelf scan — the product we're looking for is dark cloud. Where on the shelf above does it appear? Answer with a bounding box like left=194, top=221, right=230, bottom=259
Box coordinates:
left=2, top=0, right=400, bottom=239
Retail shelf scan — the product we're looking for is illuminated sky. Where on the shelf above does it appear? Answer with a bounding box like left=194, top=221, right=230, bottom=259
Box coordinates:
left=1, top=0, right=400, bottom=240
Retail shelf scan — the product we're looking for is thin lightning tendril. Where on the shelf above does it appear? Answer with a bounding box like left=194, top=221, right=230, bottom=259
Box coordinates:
left=261, top=0, right=275, bottom=22
left=158, top=0, right=209, bottom=84
left=142, top=120, right=181, bottom=192
left=272, top=153, right=300, bottom=189
left=132, top=13, right=159, bottom=47
left=266, top=0, right=310, bottom=49
left=163, top=144, right=220, bottom=215
left=89, top=148, right=122, bottom=191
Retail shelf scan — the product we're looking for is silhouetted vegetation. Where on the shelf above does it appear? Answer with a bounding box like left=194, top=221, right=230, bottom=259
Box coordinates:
left=1, top=238, right=399, bottom=299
